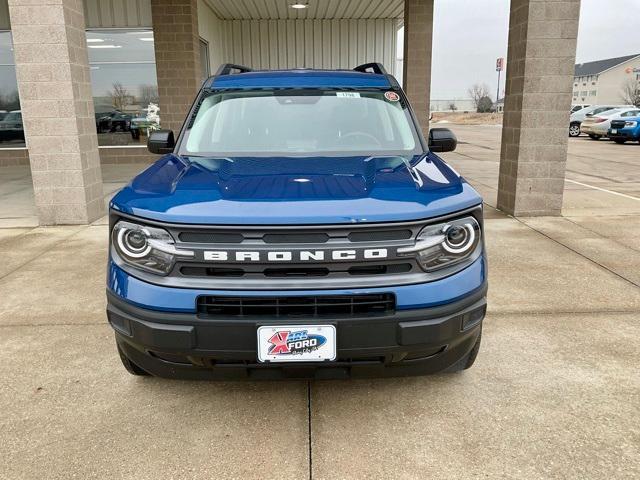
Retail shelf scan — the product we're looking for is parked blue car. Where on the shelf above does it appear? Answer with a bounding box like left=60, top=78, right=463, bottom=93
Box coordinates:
left=608, top=115, right=640, bottom=143
left=107, top=63, right=487, bottom=379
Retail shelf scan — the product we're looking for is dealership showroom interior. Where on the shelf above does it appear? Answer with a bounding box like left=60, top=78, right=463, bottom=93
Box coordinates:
left=1, top=0, right=639, bottom=478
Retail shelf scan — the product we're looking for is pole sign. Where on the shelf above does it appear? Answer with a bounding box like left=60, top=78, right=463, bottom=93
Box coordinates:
left=496, top=57, right=504, bottom=72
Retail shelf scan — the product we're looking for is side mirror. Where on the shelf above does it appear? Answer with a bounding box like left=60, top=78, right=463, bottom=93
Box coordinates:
left=428, top=128, right=457, bottom=153
left=148, top=130, right=175, bottom=154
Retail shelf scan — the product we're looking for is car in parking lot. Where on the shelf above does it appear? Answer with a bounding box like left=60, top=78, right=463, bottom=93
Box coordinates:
left=580, top=107, right=640, bottom=139
left=106, top=63, right=487, bottom=380
left=570, top=104, right=590, bottom=114
left=608, top=115, right=640, bottom=144
left=0, top=110, right=24, bottom=142
left=569, top=104, right=634, bottom=137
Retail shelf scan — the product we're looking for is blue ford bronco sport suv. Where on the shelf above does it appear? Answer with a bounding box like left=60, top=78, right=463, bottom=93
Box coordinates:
left=107, top=63, right=487, bottom=379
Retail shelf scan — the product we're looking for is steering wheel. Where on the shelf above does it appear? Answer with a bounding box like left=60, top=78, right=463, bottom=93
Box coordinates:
left=337, top=132, right=382, bottom=148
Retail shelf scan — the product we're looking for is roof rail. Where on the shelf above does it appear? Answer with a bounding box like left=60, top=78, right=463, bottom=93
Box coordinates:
left=353, top=63, right=388, bottom=75
left=215, top=63, right=253, bottom=76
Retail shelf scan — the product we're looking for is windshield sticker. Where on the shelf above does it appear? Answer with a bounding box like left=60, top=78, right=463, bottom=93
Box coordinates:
left=336, top=92, right=361, bottom=98
left=385, top=91, right=400, bottom=102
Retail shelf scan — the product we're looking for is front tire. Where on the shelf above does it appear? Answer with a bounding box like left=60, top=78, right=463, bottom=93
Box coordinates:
left=117, top=343, right=150, bottom=376
left=569, top=123, right=581, bottom=137
left=443, top=329, right=482, bottom=373
left=613, top=139, right=626, bottom=144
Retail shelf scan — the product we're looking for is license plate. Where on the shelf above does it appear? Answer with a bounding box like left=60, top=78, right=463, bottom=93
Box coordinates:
left=611, top=129, right=617, bottom=134
left=257, top=325, right=336, bottom=363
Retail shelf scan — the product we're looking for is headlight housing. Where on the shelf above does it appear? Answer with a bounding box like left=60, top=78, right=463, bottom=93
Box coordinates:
left=398, top=216, right=481, bottom=272
left=624, top=121, right=637, bottom=128
left=111, top=220, right=194, bottom=275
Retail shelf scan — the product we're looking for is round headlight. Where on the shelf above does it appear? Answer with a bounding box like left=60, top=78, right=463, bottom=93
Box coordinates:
left=117, top=227, right=151, bottom=258
left=442, top=223, right=476, bottom=254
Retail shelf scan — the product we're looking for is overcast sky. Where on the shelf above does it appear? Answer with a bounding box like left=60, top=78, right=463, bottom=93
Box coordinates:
left=402, top=0, right=640, bottom=100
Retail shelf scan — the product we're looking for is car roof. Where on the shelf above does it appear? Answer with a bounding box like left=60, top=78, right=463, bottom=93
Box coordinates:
left=206, top=69, right=394, bottom=90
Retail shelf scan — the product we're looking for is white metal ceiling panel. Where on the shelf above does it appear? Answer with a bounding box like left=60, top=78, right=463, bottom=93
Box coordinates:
left=203, top=0, right=404, bottom=20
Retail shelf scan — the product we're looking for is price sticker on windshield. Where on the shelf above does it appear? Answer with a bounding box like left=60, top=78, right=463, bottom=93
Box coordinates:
left=336, top=92, right=360, bottom=98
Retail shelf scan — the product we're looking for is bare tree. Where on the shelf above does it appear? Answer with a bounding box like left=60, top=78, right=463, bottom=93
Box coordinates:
left=109, top=82, right=131, bottom=111
left=448, top=102, right=457, bottom=112
left=467, top=83, right=491, bottom=110
left=621, top=78, right=640, bottom=107
left=139, top=84, right=159, bottom=108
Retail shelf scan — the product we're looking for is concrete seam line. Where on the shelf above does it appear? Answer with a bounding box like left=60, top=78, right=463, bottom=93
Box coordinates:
left=486, top=310, right=640, bottom=317
left=565, top=179, right=640, bottom=202
left=0, top=226, right=89, bottom=283
left=562, top=217, right=640, bottom=254
left=308, top=381, right=313, bottom=480
left=0, top=322, right=109, bottom=328
left=515, top=218, right=640, bottom=289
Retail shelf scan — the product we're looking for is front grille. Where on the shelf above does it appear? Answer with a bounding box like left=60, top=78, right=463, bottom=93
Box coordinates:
left=610, top=120, right=625, bottom=129
left=180, top=262, right=413, bottom=278
left=197, top=293, right=395, bottom=318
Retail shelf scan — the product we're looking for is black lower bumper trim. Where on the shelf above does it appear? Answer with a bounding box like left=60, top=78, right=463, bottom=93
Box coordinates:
left=107, top=284, right=487, bottom=379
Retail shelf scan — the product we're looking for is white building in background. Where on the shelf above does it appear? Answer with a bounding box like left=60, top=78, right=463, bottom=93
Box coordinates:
left=573, top=54, right=640, bottom=105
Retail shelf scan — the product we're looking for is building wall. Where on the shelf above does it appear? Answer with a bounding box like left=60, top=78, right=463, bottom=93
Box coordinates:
left=573, top=56, right=640, bottom=105
left=84, top=0, right=152, bottom=27
left=595, top=58, right=640, bottom=105
left=197, top=0, right=227, bottom=74
left=216, top=18, right=399, bottom=74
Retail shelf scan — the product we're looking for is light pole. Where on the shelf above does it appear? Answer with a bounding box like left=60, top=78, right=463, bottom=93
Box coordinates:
left=496, top=57, right=504, bottom=105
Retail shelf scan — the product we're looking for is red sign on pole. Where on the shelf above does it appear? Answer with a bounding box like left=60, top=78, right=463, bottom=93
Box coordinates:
left=496, top=57, right=504, bottom=72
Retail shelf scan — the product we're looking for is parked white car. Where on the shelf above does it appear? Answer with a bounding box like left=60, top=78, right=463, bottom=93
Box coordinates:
left=581, top=107, right=640, bottom=139
left=571, top=104, right=590, bottom=114
left=569, top=104, right=634, bottom=137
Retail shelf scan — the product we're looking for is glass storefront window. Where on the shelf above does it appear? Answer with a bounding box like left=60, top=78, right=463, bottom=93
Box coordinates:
left=87, top=29, right=161, bottom=146
left=0, top=31, right=24, bottom=148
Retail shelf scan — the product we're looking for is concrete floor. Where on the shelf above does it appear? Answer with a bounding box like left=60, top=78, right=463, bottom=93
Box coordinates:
left=1, top=128, right=639, bottom=479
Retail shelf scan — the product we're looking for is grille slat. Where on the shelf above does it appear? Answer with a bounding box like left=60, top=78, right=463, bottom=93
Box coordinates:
left=197, top=294, right=395, bottom=318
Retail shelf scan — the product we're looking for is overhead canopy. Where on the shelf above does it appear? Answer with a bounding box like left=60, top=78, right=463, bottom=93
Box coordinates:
left=203, top=0, right=404, bottom=20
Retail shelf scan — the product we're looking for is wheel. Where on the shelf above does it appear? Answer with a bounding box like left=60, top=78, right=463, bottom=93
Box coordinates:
left=443, top=329, right=482, bottom=373
left=569, top=123, right=581, bottom=137
left=588, top=134, right=601, bottom=140
left=117, top=343, right=150, bottom=376
left=614, top=139, right=626, bottom=144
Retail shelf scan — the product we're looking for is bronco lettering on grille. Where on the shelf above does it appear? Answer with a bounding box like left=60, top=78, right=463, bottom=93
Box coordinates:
left=203, top=249, right=388, bottom=262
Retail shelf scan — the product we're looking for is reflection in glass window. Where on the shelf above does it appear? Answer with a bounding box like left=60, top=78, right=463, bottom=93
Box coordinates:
left=0, top=32, right=24, bottom=148
left=87, top=29, right=161, bottom=147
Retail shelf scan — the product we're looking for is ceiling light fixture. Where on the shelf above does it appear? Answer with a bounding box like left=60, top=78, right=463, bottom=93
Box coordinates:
left=289, top=3, right=308, bottom=9
left=88, top=45, right=122, bottom=49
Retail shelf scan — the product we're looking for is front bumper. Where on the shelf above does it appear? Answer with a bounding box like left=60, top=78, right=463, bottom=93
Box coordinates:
left=109, top=285, right=486, bottom=379
left=608, top=128, right=639, bottom=141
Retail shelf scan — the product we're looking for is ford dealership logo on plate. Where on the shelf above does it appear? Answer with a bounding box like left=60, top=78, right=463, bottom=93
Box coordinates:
left=257, top=325, right=337, bottom=363
left=268, top=329, right=327, bottom=355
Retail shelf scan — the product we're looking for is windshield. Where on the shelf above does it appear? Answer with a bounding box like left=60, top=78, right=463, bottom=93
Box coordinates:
left=180, top=90, right=422, bottom=157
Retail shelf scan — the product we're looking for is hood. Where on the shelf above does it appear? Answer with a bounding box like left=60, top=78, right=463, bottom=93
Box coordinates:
left=111, top=154, right=482, bottom=225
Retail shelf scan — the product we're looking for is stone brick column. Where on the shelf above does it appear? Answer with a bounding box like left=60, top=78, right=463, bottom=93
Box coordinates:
left=497, top=0, right=580, bottom=216
left=151, top=0, right=202, bottom=134
left=9, top=0, right=103, bottom=225
left=403, top=0, right=434, bottom=138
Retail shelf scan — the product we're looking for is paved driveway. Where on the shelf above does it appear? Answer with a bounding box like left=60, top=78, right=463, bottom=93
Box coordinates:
left=1, top=127, right=639, bottom=479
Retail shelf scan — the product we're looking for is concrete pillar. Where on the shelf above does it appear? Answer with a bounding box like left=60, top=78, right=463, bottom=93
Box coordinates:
left=151, top=0, right=202, bottom=134
left=497, top=0, right=580, bottom=216
left=9, top=0, right=104, bottom=225
left=403, top=0, right=434, bottom=137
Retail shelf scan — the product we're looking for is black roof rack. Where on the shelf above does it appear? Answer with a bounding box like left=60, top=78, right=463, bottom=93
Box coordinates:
left=215, top=63, right=253, bottom=76
left=353, top=63, right=388, bottom=75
